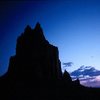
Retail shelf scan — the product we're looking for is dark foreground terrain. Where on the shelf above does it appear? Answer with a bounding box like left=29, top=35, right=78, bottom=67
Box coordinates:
left=0, top=23, right=100, bottom=100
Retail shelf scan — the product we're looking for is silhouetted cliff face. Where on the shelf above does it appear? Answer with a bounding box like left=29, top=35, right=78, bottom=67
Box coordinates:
left=7, top=23, right=62, bottom=83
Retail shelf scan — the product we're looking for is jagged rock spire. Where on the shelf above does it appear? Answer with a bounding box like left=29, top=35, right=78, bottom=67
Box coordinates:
left=24, top=25, right=32, bottom=32
left=63, top=70, right=72, bottom=83
left=16, top=23, right=47, bottom=55
left=33, top=22, right=46, bottom=41
left=35, top=22, right=41, bottom=29
left=12, top=22, right=62, bottom=81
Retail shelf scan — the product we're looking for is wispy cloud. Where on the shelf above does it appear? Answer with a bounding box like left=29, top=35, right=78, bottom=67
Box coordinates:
left=70, top=66, right=100, bottom=87
left=63, top=62, right=73, bottom=67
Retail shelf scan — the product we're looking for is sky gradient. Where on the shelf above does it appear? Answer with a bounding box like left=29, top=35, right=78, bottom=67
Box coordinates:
left=1, top=0, right=100, bottom=76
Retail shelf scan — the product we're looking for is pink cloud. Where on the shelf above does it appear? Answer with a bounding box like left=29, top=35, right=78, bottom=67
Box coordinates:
left=80, top=75, right=100, bottom=87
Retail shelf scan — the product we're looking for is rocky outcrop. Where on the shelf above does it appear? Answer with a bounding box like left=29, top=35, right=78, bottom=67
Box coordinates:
left=62, top=70, right=72, bottom=84
left=0, top=23, right=64, bottom=99
left=7, top=23, right=62, bottom=82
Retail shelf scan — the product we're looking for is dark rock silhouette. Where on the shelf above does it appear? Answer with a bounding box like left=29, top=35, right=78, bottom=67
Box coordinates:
left=8, top=23, right=62, bottom=82
left=62, top=70, right=72, bottom=84
left=0, top=23, right=100, bottom=99
left=0, top=23, right=63, bottom=99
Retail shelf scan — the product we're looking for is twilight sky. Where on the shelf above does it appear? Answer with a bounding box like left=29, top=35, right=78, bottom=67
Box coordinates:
left=1, top=0, right=100, bottom=76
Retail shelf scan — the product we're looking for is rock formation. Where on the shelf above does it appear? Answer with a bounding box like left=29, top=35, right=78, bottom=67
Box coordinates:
left=7, top=23, right=62, bottom=82
left=0, top=23, right=64, bottom=99
left=1, top=23, right=100, bottom=100
left=62, top=70, right=72, bottom=84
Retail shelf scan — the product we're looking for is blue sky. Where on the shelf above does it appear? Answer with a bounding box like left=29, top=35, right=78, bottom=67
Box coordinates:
left=1, top=0, right=100, bottom=75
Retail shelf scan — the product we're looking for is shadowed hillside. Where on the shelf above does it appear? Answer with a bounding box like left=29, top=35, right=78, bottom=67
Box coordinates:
left=0, top=23, right=100, bottom=100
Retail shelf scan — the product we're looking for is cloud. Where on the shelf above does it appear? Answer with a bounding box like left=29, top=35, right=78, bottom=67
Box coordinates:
left=80, top=75, right=100, bottom=87
left=71, top=65, right=100, bottom=76
left=72, top=75, right=100, bottom=87
left=70, top=66, right=100, bottom=87
left=95, top=75, right=100, bottom=81
left=63, top=62, right=73, bottom=67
